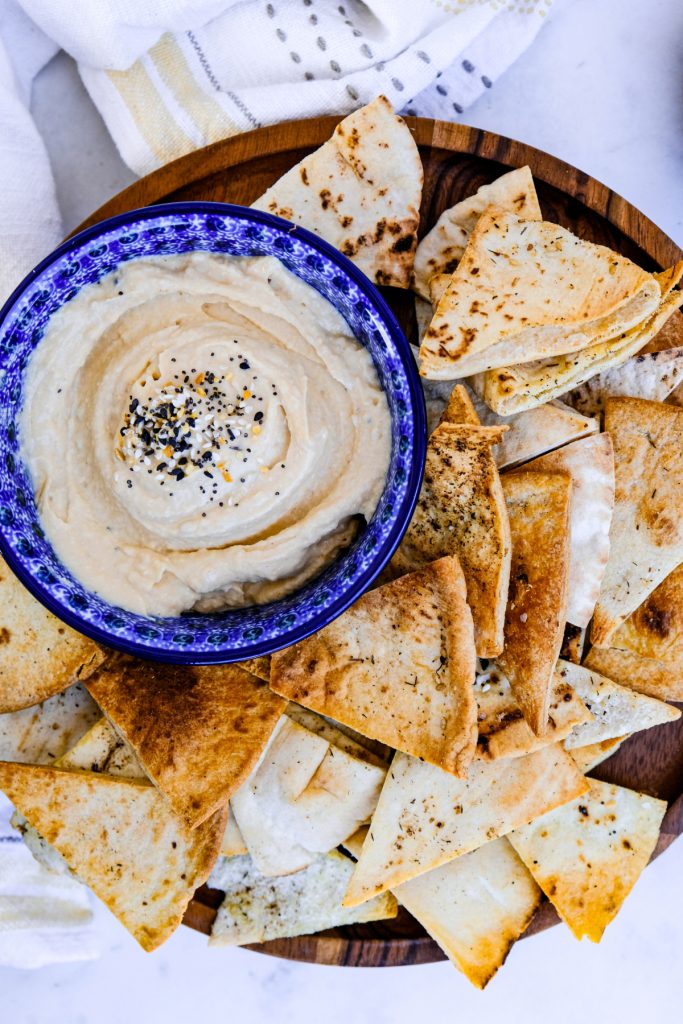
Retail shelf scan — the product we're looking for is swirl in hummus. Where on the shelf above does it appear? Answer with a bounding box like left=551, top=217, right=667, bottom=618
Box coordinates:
left=20, top=252, right=392, bottom=616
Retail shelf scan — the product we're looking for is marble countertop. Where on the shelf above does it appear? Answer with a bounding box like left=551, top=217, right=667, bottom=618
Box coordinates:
left=4, top=0, right=683, bottom=1020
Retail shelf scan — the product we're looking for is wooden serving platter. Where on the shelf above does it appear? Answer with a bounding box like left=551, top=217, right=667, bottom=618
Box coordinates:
left=78, top=117, right=683, bottom=967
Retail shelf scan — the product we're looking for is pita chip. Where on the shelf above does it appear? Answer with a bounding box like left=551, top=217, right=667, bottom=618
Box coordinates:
left=513, top=434, right=615, bottom=627
left=0, top=683, right=100, bottom=765
left=498, top=472, right=572, bottom=734
left=591, top=398, right=683, bottom=645
left=55, top=716, right=144, bottom=778
left=475, top=663, right=591, bottom=761
left=509, top=779, right=666, bottom=942
left=420, top=208, right=663, bottom=379
left=555, top=659, right=679, bottom=749
left=252, top=96, right=422, bottom=288
left=344, top=828, right=541, bottom=990
left=0, top=556, right=105, bottom=713
left=567, top=347, right=683, bottom=418
left=86, top=655, right=285, bottom=830
left=208, top=850, right=396, bottom=947
left=413, top=166, right=542, bottom=302
left=231, top=715, right=386, bottom=876
left=285, top=704, right=390, bottom=766
left=221, top=807, right=248, bottom=858
left=271, top=555, right=477, bottom=776
left=438, top=383, right=481, bottom=426
left=0, top=762, right=225, bottom=951
left=569, top=736, right=628, bottom=774
left=610, top=563, right=683, bottom=668
left=343, top=745, right=587, bottom=906
left=392, top=423, right=511, bottom=657
left=482, top=280, right=683, bottom=415
left=561, top=624, right=588, bottom=664
left=459, top=383, right=599, bottom=469
left=583, top=645, right=683, bottom=702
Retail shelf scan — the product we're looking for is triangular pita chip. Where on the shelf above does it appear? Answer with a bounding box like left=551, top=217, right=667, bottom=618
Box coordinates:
left=208, top=850, right=397, bottom=946
left=475, top=663, right=591, bottom=761
left=343, top=745, right=587, bottom=906
left=420, top=208, right=662, bottom=379
left=391, top=424, right=511, bottom=658
left=583, top=645, right=683, bottom=702
left=481, top=280, right=683, bottom=415
left=221, top=807, right=248, bottom=858
left=561, top=624, right=588, bottom=664
left=0, top=762, right=225, bottom=951
left=438, top=383, right=481, bottom=426
left=566, top=347, right=683, bottom=417
left=569, top=735, right=628, bottom=774
left=231, top=715, right=386, bottom=876
left=513, top=434, right=615, bottom=627
left=413, top=166, right=542, bottom=302
left=0, top=683, right=99, bottom=764
left=509, top=779, right=666, bottom=942
left=252, top=96, right=422, bottom=288
left=498, top=472, right=572, bottom=734
left=271, top=555, right=477, bottom=776
left=640, top=308, right=683, bottom=354
left=555, top=659, right=679, bottom=749
left=344, top=828, right=541, bottom=990
left=86, top=655, right=285, bottom=830
left=460, top=381, right=599, bottom=469
left=0, top=556, right=105, bottom=713
left=285, top=704, right=390, bottom=766
left=610, top=562, right=683, bottom=667
left=592, top=398, right=683, bottom=645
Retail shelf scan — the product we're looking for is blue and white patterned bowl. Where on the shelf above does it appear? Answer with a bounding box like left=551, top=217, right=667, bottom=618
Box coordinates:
left=0, top=203, right=426, bottom=663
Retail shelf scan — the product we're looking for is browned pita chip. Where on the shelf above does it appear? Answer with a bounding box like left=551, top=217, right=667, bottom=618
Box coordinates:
left=0, top=762, right=225, bottom=951
left=583, top=646, right=683, bottom=702
left=86, top=655, right=285, bottom=830
left=252, top=96, right=422, bottom=288
left=0, top=556, right=105, bottom=713
left=513, top=434, right=615, bottom=628
left=561, top=624, right=588, bottom=664
left=420, top=208, right=662, bottom=379
left=566, top=347, right=683, bottom=417
left=592, top=398, right=683, bottom=645
left=498, top=472, right=572, bottom=735
left=439, top=383, right=481, bottom=426
left=271, top=555, right=477, bottom=776
left=391, top=423, right=511, bottom=657
left=610, top=563, right=683, bottom=669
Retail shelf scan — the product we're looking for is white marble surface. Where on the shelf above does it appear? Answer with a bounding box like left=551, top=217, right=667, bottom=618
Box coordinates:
left=4, top=0, right=683, bottom=1019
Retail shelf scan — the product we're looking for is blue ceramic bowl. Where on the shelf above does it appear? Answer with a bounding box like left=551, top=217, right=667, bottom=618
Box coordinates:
left=0, top=203, right=426, bottom=663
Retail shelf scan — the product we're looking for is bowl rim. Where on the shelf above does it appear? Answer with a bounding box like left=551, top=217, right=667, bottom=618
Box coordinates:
left=0, top=201, right=427, bottom=663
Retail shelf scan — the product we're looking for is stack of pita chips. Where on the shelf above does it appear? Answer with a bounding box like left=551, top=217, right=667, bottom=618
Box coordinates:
left=0, top=100, right=681, bottom=983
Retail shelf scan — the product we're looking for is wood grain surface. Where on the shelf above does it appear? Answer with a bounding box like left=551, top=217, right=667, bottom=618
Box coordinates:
left=78, top=116, right=683, bottom=968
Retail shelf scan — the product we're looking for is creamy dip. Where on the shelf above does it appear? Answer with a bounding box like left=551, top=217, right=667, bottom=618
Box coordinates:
left=20, top=252, right=391, bottom=616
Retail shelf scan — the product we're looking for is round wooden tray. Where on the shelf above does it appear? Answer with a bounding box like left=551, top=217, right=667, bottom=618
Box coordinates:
left=79, top=117, right=683, bottom=967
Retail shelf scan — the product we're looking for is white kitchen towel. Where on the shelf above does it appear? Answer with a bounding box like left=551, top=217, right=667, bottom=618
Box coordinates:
left=0, top=0, right=557, bottom=303
left=0, top=794, right=100, bottom=968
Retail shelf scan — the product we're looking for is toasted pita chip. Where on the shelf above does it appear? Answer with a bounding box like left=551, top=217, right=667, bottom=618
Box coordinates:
left=231, top=715, right=386, bottom=876
left=221, top=807, right=248, bottom=858
left=566, top=347, right=683, bottom=418
left=391, top=424, right=511, bottom=658
left=592, top=398, right=683, bottom=645
left=439, top=383, right=481, bottom=426
left=462, top=383, right=599, bottom=469
left=498, top=472, right=572, bottom=734
left=86, top=655, right=285, bottom=830
left=475, top=664, right=591, bottom=761
left=509, top=779, right=666, bottom=942
left=237, top=657, right=270, bottom=682
left=569, top=736, right=628, bottom=774
left=610, top=563, right=683, bottom=669
left=420, top=209, right=663, bottom=379
left=413, top=167, right=542, bottom=302
left=0, top=556, right=106, bottom=713
left=482, top=282, right=683, bottom=415
left=0, top=683, right=100, bottom=765
left=285, top=705, right=389, bottom=767
left=0, top=762, right=225, bottom=951
left=641, top=308, right=683, bottom=354
left=512, top=434, right=615, bottom=627
left=271, top=555, right=477, bottom=776
left=583, top=646, right=683, bottom=702
left=252, top=96, right=422, bottom=288
left=561, top=624, right=588, bottom=664
left=208, top=850, right=396, bottom=946
left=344, top=828, right=540, bottom=990
left=343, top=745, right=587, bottom=906
left=555, top=659, right=679, bottom=749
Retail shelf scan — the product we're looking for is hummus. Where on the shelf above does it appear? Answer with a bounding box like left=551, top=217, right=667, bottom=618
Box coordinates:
left=20, top=252, right=391, bottom=616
